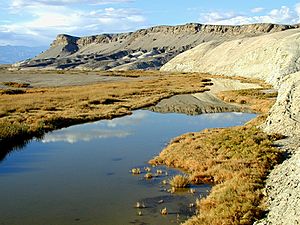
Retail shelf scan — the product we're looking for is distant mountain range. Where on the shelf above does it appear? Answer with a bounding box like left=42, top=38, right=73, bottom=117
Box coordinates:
left=0, top=45, right=47, bottom=64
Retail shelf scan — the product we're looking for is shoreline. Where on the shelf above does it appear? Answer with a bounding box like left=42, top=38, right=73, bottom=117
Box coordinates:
left=0, top=71, right=264, bottom=147
left=1, top=71, right=213, bottom=159
left=148, top=78, right=262, bottom=115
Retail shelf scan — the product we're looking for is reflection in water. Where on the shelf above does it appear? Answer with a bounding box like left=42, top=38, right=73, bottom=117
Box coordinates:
left=42, top=111, right=149, bottom=144
left=0, top=134, right=44, bottom=162
left=106, top=110, right=148, bottom=128
left=0, top=110, right=256, bottom=225
left=42, top=129, right=131, bottom=143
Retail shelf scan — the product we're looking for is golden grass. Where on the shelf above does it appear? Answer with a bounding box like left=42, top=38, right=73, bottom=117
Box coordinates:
left=144, top=173, right=153, bottom=179
left=169, top=175, right=190, bottom=188
left=0, top=121, right=29, bottom=140
left=0, top=70, right=211, bottom=142
left=150, top=89, right=284, bottom=225
left=217, top=88, right=277, bottom=114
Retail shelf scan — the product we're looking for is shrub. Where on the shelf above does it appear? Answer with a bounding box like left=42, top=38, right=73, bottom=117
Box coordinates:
left=169, top=175, right=190, bottom=188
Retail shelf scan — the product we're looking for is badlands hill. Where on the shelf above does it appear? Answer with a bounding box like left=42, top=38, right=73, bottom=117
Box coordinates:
left=161, top=28, right=300, bottom=136
left=14, top=23, right=299, bottom=70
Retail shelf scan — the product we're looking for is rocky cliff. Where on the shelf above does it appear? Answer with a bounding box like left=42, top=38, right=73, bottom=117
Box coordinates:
left=161, top=28, right=300, bottom=136
left=264, top=72, right=300, bottom=136
left=14, top=23, right=299, bottom=71
left=161, top=27, right=300, bottom=224
left=161, top=29, right=300, bottom=88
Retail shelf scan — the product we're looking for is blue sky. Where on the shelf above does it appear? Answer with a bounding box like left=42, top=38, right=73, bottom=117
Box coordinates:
left=1, top=0, right=300, bottom=46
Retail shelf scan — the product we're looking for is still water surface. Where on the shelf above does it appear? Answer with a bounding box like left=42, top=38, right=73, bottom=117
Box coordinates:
left=0, top=110, right=256, bottom=225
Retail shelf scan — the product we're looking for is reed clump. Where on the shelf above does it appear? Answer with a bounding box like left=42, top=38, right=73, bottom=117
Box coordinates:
left=0, top=121, right=30, bottom=141
left=169, top=175, right=190, bottom=188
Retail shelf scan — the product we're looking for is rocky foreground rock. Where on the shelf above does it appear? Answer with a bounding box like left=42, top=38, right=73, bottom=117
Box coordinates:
left=162, top=28, right=300, bottom=224
left=14, top=23, right=299, bottom=71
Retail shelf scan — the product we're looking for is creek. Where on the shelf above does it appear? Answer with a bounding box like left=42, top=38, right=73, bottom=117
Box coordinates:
left=0, top=110, right=256, bottom=225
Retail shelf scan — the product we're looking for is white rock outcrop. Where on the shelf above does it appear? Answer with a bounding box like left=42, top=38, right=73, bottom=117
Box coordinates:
left=161, top=29, right=300, bottom=88
left=161, top=28, right=300, bottom=137
left=254, top=136, right=300, bottom=225
left=264, top=72, right=300, bottom=136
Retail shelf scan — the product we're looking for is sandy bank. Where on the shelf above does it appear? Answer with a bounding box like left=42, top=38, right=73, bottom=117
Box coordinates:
left=0, top=70, right=139, bottom=88
left=149, top=78, right=261, bottom=115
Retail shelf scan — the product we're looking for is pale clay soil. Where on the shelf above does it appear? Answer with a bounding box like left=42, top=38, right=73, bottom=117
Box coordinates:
left=0, top=71, right=139, bottom=89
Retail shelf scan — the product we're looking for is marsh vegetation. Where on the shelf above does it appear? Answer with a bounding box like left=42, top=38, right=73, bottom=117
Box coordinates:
left=169, top=175, right=190, bottom=188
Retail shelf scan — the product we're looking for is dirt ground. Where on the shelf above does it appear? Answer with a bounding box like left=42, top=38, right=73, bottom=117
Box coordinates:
left=0, top=69, right=145, bottom=88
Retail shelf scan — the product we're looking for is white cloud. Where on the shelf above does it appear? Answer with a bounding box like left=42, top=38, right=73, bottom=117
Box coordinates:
left=295, top=3, right=300, bottom=15
left=0, top=0, right=146, bottom=46
left=10, top=0, right=133, bottom=9
left=200, top=11, right=242, bottom=24
left=199, top=5, right=300, bottom=25
left=251, top=7, right=264, bottom=13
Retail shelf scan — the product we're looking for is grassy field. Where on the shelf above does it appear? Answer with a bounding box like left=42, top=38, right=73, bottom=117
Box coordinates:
left=150, top=89, right=283, bottom=225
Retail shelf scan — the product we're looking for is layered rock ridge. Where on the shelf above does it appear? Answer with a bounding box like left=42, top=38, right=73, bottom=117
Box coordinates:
left=14, top=23, right=299, bottom=71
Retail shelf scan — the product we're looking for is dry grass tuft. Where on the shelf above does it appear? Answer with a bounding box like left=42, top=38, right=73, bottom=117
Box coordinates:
left=169, top=175, right=190, bottom=188
left=144, top=173, right=153, bottom=179
left=0, top=121, right=29, bottom=141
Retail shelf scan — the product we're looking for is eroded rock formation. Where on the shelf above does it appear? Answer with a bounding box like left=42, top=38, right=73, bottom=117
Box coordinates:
left=14, top=23, right=300, bottom=71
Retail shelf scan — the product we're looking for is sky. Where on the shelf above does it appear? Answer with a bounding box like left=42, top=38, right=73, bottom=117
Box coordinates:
left=1, top=0, right=300, bottom=47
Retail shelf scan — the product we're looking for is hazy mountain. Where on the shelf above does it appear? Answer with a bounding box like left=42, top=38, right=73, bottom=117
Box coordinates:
left=0, top=45, right=47, bottom=64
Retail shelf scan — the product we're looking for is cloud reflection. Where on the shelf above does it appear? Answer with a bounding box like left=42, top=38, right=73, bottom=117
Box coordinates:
left=42, top=130, right=131, bottom=144
left=106, top=110, right=148, bottom=128
left=41, top=111, right=148, bottom=144
left=203, top=112, right=245, bottom=119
